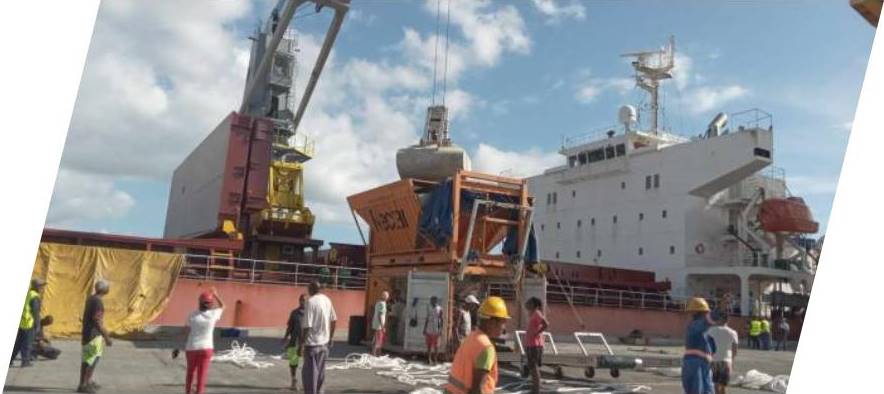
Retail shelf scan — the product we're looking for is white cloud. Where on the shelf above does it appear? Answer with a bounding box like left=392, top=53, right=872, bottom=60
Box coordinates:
left=672, top=53, right=694, bottom=90
left=46, top=169, right=135, bottom=228
left=52, top=0, right=533, bottom=230
left=472, top=144, right=560, bottom=178
left=530, top=0, right=586, bottom=23
left=574, top=69, right=635, bottom=104
left=682, top=85, right=749, bottom=114
left=576, top=84, right=603, bottom=104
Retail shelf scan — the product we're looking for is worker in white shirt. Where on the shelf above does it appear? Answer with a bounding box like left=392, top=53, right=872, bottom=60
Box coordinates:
left=706, top=314, right=739, bottom=394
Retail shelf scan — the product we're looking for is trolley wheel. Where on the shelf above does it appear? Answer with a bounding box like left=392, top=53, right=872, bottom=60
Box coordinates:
left=584, top=366, right=596, bottom=379
left=610, top=368, right=620, bottom=378
left=554, top=366, right=564, bottom=379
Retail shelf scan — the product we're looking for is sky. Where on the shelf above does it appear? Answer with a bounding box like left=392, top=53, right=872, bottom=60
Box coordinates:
left=45, top=0, right=875, bottom=246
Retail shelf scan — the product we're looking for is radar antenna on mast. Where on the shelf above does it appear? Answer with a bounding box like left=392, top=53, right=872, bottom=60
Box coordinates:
left=621, top=35, right=675, bottom=134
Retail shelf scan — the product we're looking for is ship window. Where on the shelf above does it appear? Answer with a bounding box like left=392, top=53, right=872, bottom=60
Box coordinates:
left=605, top=145, right=615, bottom=159
left=654, top=174, right=660, bottom=188
left=578, top=152, right=588, bottom=165
left=662, top=209, right=668, bottom=218
left=557, top=222, right=561, bottom=229
left=639, top=213, right=644, bottom=221
left=639, top=247, right=644, bottom=256
left=541, top=224, right=545, bottom=231
left=616, top=143, right=626, bottom=156
left=621, top=181, right=626, bottom=190
left=577, top=219, right=582, bottom=228
left=754, top=148, right=771, bottom=159
left=577, top=251, right=581, bottom=258
left=181, top=186, right=186, bottom=194
left=572, top=190, right=576, bottom=198
left=591, top=217, right=596, bottom=226
left=670, top=246, right=676, bottom=254
left=569, top=155, right=577, bottom=167
left=613, top=215, right=618, bottom=224
left=645, top=175, right=652, bottom=190
left=597, top=249, right=602, bottom=257
left=546, top=193, right=551, bottom=205
left=555, top=251, right=560, bottom=259
left=553, top=193, right=558, bottom=204
left=588, top=148, right=605, bottom=163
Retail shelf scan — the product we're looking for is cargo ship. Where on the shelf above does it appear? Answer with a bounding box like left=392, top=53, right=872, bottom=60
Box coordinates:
left=36, top=3, right=817, bottom=342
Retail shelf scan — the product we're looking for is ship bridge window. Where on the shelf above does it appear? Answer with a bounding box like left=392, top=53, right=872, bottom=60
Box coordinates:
left=553, top=192, right=558, bottom=204
left=645, top=175, right=652, bottom=190
left=654, top=174, right=660, bottom=188
left=605, top=145, right=615, bottom=159
left=616, top=143, right=626, bottom=156
left=557, top=222, right=561, bottom=229
left=597, top=249, right=602, bottom=257
left=578, top=152, right=588, bottom=165
left=613, top=215, right=618, bottom=224
left=546, top=193, right=551, bottom=205
left=572, top=190, right=576, bottom=198
left=639, top=213, right=644, bottom=221
left=577, top=219, right=582, bottom=228
left=591, top=217, right=596, bottom=226
left=588, top=148, right=605, bottom=163
left=638, top=247, right=644, bottom=256
left=662, top=209, right=668, bottom=218
left=621, top=181, right=626, bottom=190
left=670, top=245, right=676, bottom=254
left=576, top=250, right=581, bottom=258
left=569, top=155, right=577, bottom=167
left=555, top=251, right=560, bottom=259
left=754, top=148, right=771, bottom=159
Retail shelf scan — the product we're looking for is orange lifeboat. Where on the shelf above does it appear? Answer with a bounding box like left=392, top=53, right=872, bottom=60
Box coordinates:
left=758, top=197, right=819, bottom=233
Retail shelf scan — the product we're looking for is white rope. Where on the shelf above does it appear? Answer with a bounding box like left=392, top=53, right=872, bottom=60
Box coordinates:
left=329, top=353, right=450, bottom=386
left=211, top=340, right=275, bottom=369
left=331, top=353, right=649, bottom=394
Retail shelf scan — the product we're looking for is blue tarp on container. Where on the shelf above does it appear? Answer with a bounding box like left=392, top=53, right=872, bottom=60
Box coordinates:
left=418, top=180, right=538, bottom=263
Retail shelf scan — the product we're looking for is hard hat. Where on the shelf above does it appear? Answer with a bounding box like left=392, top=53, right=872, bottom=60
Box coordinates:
left=199, top=291, right=215, bottom=305
left=464, top=295, right=480, bottom=305
left=686, top=297, right=710, bottom=313
left=478, top=296, right=511, bottom=320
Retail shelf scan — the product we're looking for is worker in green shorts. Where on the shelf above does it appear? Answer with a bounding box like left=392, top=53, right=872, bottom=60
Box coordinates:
left=78, top=280, right=112, bottom=394
left=282, top=294, right=307, bottom=391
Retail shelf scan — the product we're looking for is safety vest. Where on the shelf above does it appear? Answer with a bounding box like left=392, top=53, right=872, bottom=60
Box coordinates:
left=761, top=320, right=771, bottom=333
left=749, top=320, right=762, bottom=336
left=445, top=331, right=498, bottom=394
left=19, top=289, right=40, bottom=330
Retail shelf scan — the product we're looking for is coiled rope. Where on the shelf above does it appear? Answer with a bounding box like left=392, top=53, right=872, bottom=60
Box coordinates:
left=211, top=341, right=275, bottom=369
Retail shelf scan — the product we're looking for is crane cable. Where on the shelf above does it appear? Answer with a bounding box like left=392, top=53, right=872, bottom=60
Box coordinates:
left=442, top=0, right=451, bottom=106
left=431, top=0, right=442, bottom=105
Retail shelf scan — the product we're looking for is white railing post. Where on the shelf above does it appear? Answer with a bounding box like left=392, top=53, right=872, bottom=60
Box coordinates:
left=249, top=259, right=256, bottom=283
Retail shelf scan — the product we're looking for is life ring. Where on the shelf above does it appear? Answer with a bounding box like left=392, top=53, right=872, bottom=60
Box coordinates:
left=695, top=243, right=706, bottom=255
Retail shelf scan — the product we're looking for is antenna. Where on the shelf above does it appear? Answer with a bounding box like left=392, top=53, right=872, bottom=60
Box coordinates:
left=621, top=35, right=675, bottom=134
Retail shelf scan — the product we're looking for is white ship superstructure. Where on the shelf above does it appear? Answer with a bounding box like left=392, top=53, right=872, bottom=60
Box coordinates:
left=528, top=38, right=818, bottom=316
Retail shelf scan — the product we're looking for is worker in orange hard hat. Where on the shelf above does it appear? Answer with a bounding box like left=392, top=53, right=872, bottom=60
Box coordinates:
left=444, top=296, right=510, bottom=394
left=682, top=297, right=716, bottom=394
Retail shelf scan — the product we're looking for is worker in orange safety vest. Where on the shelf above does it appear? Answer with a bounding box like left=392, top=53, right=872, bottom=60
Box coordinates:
left=444, top=296, right=510, bottom=394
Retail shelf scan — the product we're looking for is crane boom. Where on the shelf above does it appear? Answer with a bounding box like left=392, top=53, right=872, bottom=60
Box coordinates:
left=239, top=0, right=350, bottom=135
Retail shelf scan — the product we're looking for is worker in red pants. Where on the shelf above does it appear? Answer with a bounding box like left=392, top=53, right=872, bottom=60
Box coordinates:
left=178, top=288, right=225, bottom=394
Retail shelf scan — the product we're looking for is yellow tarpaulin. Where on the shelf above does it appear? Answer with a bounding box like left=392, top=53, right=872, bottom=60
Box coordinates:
left=30, top=243, right=184, bottom=338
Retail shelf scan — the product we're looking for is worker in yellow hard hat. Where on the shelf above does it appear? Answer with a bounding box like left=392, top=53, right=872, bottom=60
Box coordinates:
left=682, top=297, right=715, bottom=394
left=445, top=296, right=510, bottom=394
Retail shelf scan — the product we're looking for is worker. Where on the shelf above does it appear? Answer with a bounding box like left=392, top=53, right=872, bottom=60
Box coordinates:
left=748, top=317, right=761, bottom=350
left=78, top=280, right=113, bottom=394
left=424, top=295, right=444, bottom=365
left=389, top=291, right=405, bottom=346
left=760, top=316, right=771, bottom=351
left=681, top=297, right=715, bottom=394
left=706, top=314, right=739, bottom=394
left=445, top=296, right=510, bottom=394
left=455, top=296, right=476, bottom=345
left=282, top=294, right=306, bottom=391
left=33, top=315, right=61, bottom=361
left=775, top=316, right=790, bottom=351
left=464, top=295, right=480, bottom=332
left=11, top=278, right=45, bottom=368
left=181, top=287, right=225, bottom=394
left=371, top=291, right=389, bottom=356
left=524, top=297, right=549, bottom=394
left=300, top=281, right=337, bottom=394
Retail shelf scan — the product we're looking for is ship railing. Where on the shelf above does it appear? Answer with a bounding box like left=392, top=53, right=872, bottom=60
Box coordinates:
left=180, top=254, right=368, bottom=291
left=487, top=283, right=699, bottom=313
left=561, top=124, right=622, bottom=150
left=729, top=108, right=773, bottom=132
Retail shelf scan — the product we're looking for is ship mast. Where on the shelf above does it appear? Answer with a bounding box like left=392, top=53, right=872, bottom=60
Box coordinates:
left=621, top=36, right=675, bottom=134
